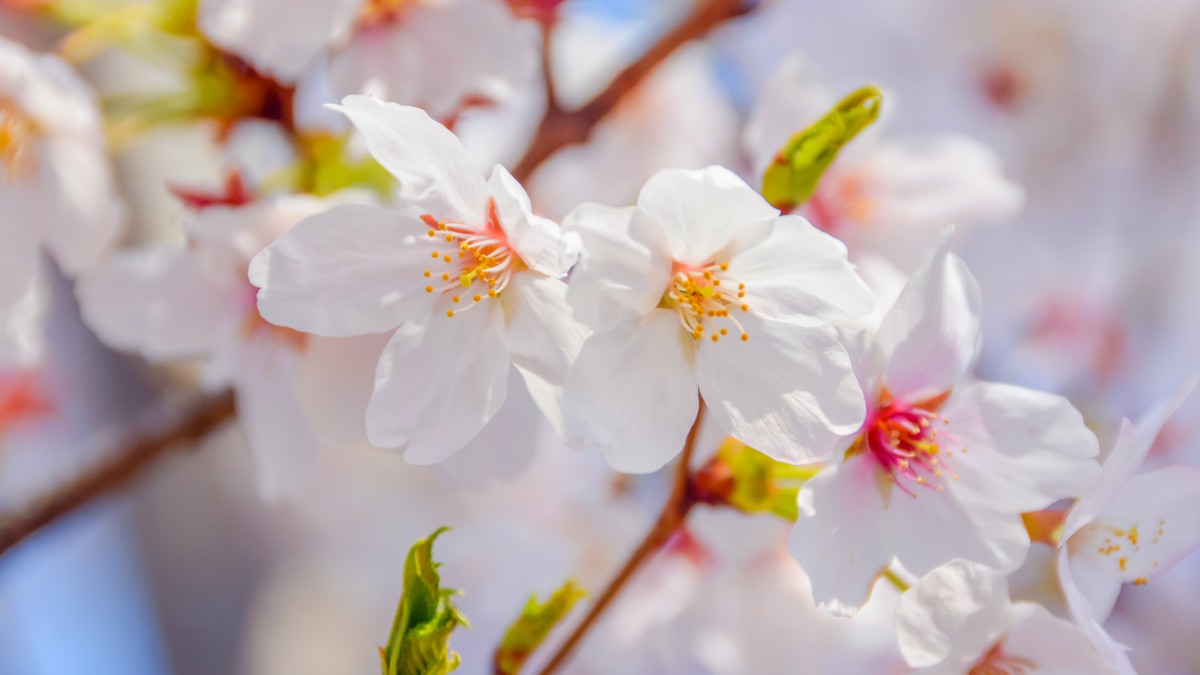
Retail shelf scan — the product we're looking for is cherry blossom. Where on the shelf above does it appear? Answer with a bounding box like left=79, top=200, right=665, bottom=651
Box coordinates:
left=895, top=559, right=1119, bottom=673
left=0, top=36, right=124, bottom=366
left=77, top=195, right=379, bottom=500
left=1055, top=376, right=1200, bottom=673
left=200, top=0, right=536, bottom=123
left=789, top=233, right=1100, bottom=614
left=561, top=165, right=873, bottom=473
left=250, top=95, right=584, bottom=463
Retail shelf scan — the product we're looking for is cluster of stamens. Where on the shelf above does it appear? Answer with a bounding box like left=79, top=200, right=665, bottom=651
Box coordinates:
left=665, top=261, right=749, bottom=343
left=0, top=101, right=35, bottom=182
left=861, top=392, right=963, bottom=498
left=420, top=200, right=515, bottom=318
left=1075, top=518, right=1167, bottom=586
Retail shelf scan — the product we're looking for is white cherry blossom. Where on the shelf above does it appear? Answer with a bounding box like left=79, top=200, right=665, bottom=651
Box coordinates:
left=77, top=195, right=379, bottom=500
left=561, top=166, right=873, bottom=473
left=0, top=36, right=124, bottom=366
left=250, top=95, right=584, bottom=464
left=200, top=0, right=536, bottom=122
left=1056, top=376, right=1200, bottom=673
left=895, top=559, right=1119, bottom=674
left=789, top=233, right=1100, bottom=614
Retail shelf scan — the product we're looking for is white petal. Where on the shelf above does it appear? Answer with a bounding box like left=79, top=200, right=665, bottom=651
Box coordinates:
left=893, top=560, right=1011, bottom=669
left=293, top=333, right=390, bottom=445
left=1088, top=466, right=1200, bottom=582
left=366, top=300, right=510, bottom=463
left=696, top=313, right=864, bottom=464
left=1064, top=547, right=1123, bottom=623
left=726, top=214, right=873, bottom=327
left=326, top=0, right=535, bottom=118
left=1002, top=602, right=1124, bottom=674
left=790, top=457, right=892, bottom=614
left=636, top=166, right=779, bottom=265
left=233, top=336, right=319, bottom=501
left=1057, top=549, right=1135, bottom=674
left=1064, top=375, right=1199, bottom=540
left=562, top=310, right=698, bottom=474
left=888, top=472, right=1032, bottom=578
left=36, top=137, right=125, bottom=275
left=249, top=203, right=436, bottom=337
left=0, top=267, right=46, bottom=367
left=562, top=203, right=672, bottom=333
left=487, top=165, right=572, bottom=278
left=941, top=381, right=1101, bottom=512
left=199, top=0, right=361, bottom=83
left=501, top=273, right=588, bottom=439
left=875, top=232, right=982, bottom=400
left=333, top=95, right=489, bottom=222
left=77, top=246, right=239, bottom=360
left=0, top=195, right=39, bottom=307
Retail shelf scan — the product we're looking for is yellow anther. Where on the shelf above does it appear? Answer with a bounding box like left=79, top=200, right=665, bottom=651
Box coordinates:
left=423, top=270, right=431, bottom=277
left=446, top=309, right=455, bottom=317
left=452, top=296, right=460, bottom=303
left=741, top=333, right=748, bottom=341
left=431, top=251, right=440, bottom=259
left=425, top=286, right=433, bottom=293
left=473, top=294, right=482, bottom=302
left=443, top=255, right=452, bottom=263
left=720, top=263, right=729, bottom=271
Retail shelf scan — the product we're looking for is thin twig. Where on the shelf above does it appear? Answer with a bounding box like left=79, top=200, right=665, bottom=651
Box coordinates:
left=0, top=390, right=237, bottom=557
left=534, top=403, right=706, bottom=675
left=510, top=0, right=755, bottom=183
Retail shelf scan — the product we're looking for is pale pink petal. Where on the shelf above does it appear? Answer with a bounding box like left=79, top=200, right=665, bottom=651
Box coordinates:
left=562, top=310, right=698, bottom=474
left=1057, top=550, right=1134, bottom=673
left=37, top=136, right=124, bottom=275
left=0, top=268, right=46, bottom=367
left=875, top=232, right=982, bottom=400
left=940, top=381, right=1100, bottom=512
left=696, top=314, right=865, bottom=464
left=327, top=0, right=535, bottom=118
left=233, top=335, right=319, bottom=501
left=366, top=300, right=510, bottom=463
left=501, top=273, right=588, bottom=439
left=77, top=246, right=240, bottom=361
left=332, top=95, right=489, bottom=222
left=1063, top=547, right=1123, bottom=623
left=249, top=203, right=436, bottom=337
left=293, top=333, right=391, bottom=445
left=790, top=456, right=892, bottom=614
left=199, top=0, right=361, bottom=83
left=1089, top=467, right=1200, bottom=583
left=636, top=166, right=779, bottom=265
left=1002, top=602, right=1123, bottom=674
left=725, top=214, right=873, bottom=327
left=487, top=165, right=572, bottom=278
left=894, top=560, right=1011, bottom=669
left=562, top=203, right=672, bottom=333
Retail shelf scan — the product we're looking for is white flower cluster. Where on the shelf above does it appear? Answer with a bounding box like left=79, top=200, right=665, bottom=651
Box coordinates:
left=3, top=0, right=1200, bottom=673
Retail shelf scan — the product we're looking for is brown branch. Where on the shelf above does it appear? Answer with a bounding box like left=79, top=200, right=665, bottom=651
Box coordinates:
left=510, top=0, right=755, bottom=183
left=534, top=402, right=706, bottom=675
left=0, top=390, right=237, bottom=557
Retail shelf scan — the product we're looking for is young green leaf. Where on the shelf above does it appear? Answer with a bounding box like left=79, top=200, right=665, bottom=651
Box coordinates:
left=493, top=580, right=586, bottom=675
left=380, top=527, right=469, bottom=675
left=760, top=85, right=883, bottom=210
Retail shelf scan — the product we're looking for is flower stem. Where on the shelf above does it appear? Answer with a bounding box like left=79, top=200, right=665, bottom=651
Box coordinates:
left=0, top=390, right=237, bottom=557
left=533, top=403, right=706, bottom=675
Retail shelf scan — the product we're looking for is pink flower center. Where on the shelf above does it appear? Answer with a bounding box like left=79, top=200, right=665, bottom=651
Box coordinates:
left=663, top=260, right=750, bottom=343
left=969, top=642, right=1035, bottom=675
left=859, top=391, right=962, bottom=497
left=420, top=198, right=518, bottom=318
left=359, top=0, right=415, bottom=27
